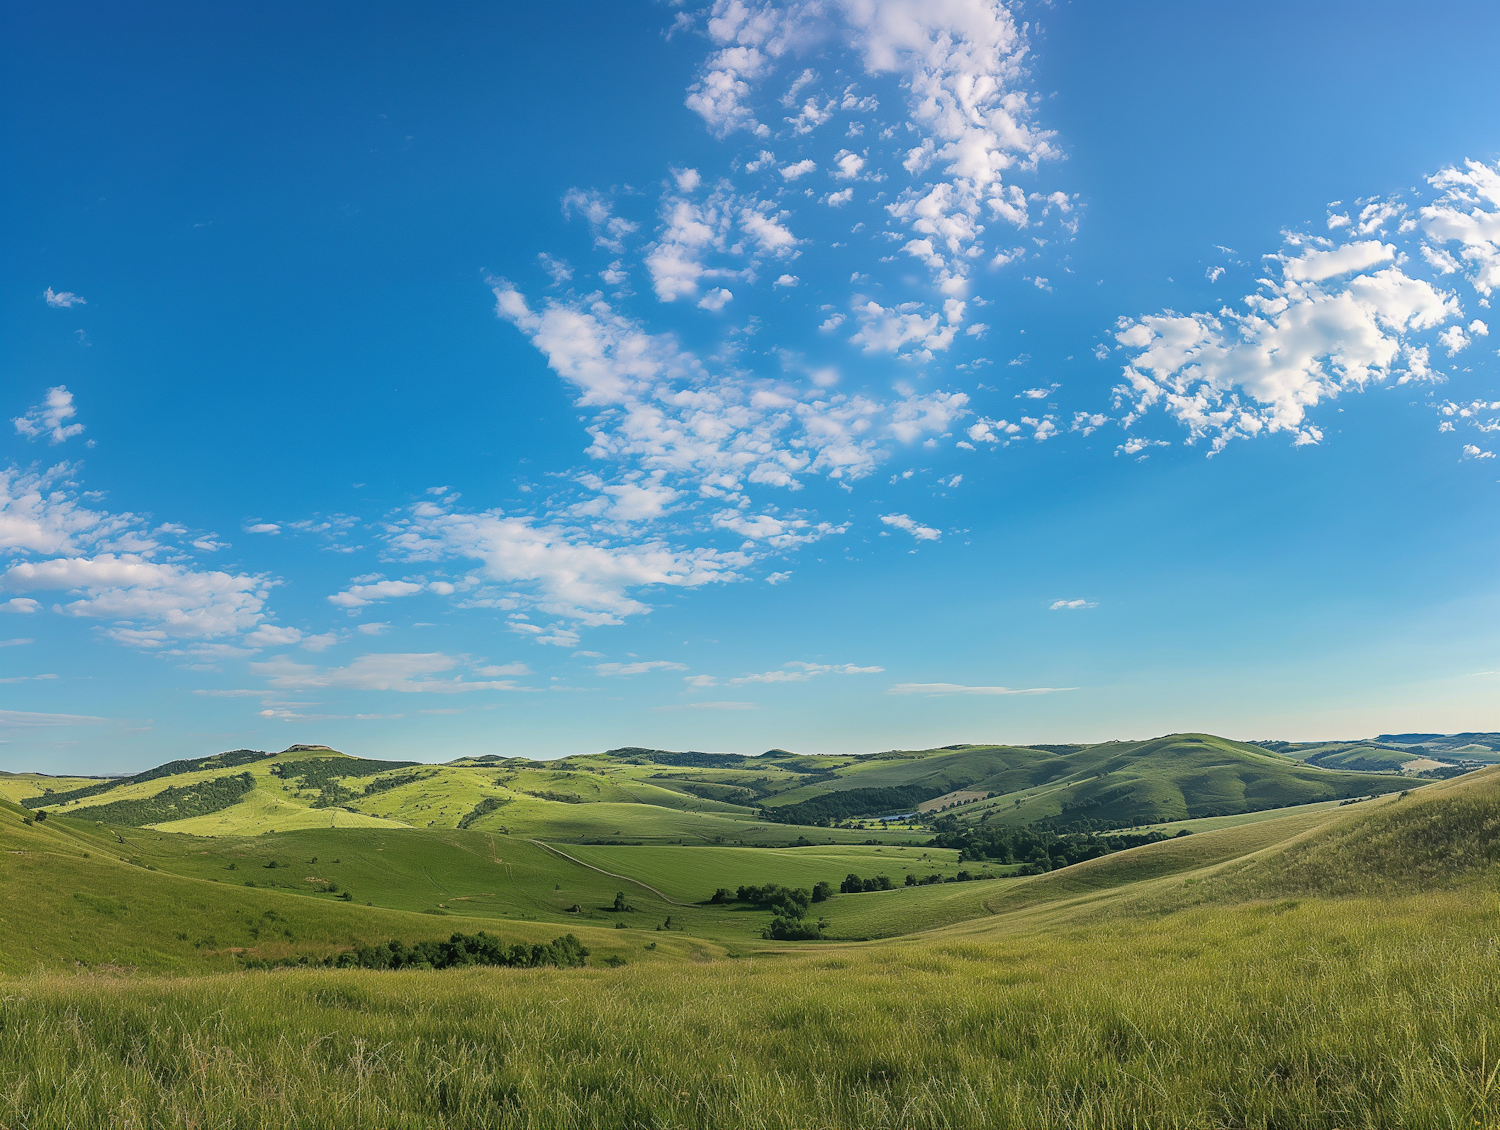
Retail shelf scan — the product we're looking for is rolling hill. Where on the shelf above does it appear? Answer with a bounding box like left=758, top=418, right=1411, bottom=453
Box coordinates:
left=7, top=745, right=1500, bottom=1126
left=21, top=733, right=1414, bottom=848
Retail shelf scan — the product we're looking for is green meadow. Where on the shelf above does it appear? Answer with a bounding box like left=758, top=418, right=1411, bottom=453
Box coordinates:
left=4, top=735, right=1499, bottom=1126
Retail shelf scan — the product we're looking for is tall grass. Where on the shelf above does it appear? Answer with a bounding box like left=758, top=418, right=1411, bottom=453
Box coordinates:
left=5, top=888, right=1500, bottom=1129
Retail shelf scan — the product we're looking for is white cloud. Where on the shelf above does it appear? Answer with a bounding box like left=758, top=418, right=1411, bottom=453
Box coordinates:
left=966, top=417, right=1021, bottom=445
left=886, top=682, right=1077, bottom=696
left=538, top=252, right=572, bottom=286
left=765, top=570, right=791, bottom=584
left=0, top=466, right=143, bottom=556
left=780, top=159, right=817, bottom=180
left=13, top=387, right=85, bottom=445
left=562, top=188, right=639, bottom=253
left=880, top=513, right=940, bottom=541
left=1281, top=240, right=1394, bottom=282
left=251, top=652, right=531, bottom=693
left=0, top=707, right=107, bottom=727
left=476, top=662, right=530, bottom=676
left=823, top=188, right=854, bottom=207
left=673, top=167, right=703, bottom=192
left=1049, top=599, right=1096, bottom=610
left=832, top=149, right=865, bottom=179
left=1114, top=230, right=1460, bottom=452
left=1438, top=325, right=1470, bottom=355
left=328, top=578, right=426, bottom=608
left=849, top=298, right=961, bottom=358
left=860, top=5, right=1061, bottom=292
left=593, top=660, right=689, bottom=676
left=774, top=273, right=799, bottom=287
left=385, top=501, right=748, bottom=628
left=357, top=622, right=389, bottom=635
left=43, top=287, right=86, bottom=308
left=1, top=599, right=40, bottom=614
left=1115, top=437, right=1170, bottom=457
left=1420, top=159, right=1500, bottom=295
left=0, top=553, right=269, bottom=643
left=245, top=624, right=304, bottom=648
left=698, top=286, right=734, bottom=311
left=653, top=700, right=757, bottom=711
left=1461, top=444, right=1495, bottom=459
left=682, top=0, right=1061, bottom=298
left=713, top=509, right=844, bottom=549
left=786, top=96, right=833, bottom=134
left=244, top=522, right=280, bottom=535
left=725, top=660, right=883, bottom=685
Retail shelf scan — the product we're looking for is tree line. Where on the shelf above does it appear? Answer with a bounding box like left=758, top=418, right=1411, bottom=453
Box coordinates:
left=241, top=932, right=589, bottom=971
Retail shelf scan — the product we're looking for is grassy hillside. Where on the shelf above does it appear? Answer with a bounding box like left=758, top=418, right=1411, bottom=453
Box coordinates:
left=27, top=735, right=1410, bottom=848
left=8, top=773, right=1500, bottom=1126
left=761, top=733, right=1408, bottom=827
left=0, top=772, right=117, bottom=804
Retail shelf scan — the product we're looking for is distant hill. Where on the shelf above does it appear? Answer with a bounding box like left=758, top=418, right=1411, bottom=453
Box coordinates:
left=751, top=734, right=1408, bottom=828
left=16, top=731, right=1426, bottom=842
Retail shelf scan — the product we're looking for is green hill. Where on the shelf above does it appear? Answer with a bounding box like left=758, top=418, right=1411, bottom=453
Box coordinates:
left=755, top=733, right=1408, bottom=827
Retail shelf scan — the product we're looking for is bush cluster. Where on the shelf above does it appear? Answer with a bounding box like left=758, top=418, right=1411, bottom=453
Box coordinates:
left=242, top=932, right=589, bottom=971
left=840, top=873, right=895, bottom=893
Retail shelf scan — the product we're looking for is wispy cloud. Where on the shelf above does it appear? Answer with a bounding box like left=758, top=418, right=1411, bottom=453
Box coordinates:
left=593, top=660, right=688, bottom=676
left=886, top=683, right=1076, bottom=696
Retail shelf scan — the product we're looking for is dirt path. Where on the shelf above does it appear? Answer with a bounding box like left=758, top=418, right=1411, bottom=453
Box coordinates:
left=529, top=840, right=693, bottom=907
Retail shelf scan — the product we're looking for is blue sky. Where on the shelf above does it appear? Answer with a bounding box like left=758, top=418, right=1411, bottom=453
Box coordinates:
left=3, top=1, right=1498, bottom=772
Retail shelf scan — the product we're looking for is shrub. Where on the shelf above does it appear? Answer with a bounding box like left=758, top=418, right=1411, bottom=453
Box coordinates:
left=762, top=916, right=825, bottom=941
left=735, top=884, right=812, bottom=918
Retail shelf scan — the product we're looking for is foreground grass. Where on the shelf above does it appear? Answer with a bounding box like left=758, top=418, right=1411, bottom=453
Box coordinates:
left=5, top=889, right=1500, bottom=1129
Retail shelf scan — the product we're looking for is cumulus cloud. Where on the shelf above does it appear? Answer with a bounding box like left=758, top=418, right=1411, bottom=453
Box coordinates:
left=43, top=287, right=86, bottom=308
left=880, top=513, right=940, bottom=541
left=1049, top=599, right=1096, bottom=610
left=698, top=286, right=734, bottom=311
left=1114, top=230, right=1460, bottom=453
left=681, top=0, right=1063, bottom=303
left=0, top=465, right=276, bottom=647
left=849, top=297, right=963, bottom=359
left=780, top=158, right=817, bottom=180
left=13, top=387, right=85, bottom=445
left=327, top=577, right=428, bottom=608
left=886, top=682, right=1077, bottom=696
left=251, top=652, right=532, bottom=693
left=0, top=554, right=269, bottom=644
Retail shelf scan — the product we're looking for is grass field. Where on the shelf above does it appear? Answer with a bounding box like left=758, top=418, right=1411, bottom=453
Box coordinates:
left=7, top=746, right=1500, bottom=1126
left=558, top=842, right=976, bottom=902
left=4, top=888, right=1499, bottom=1128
